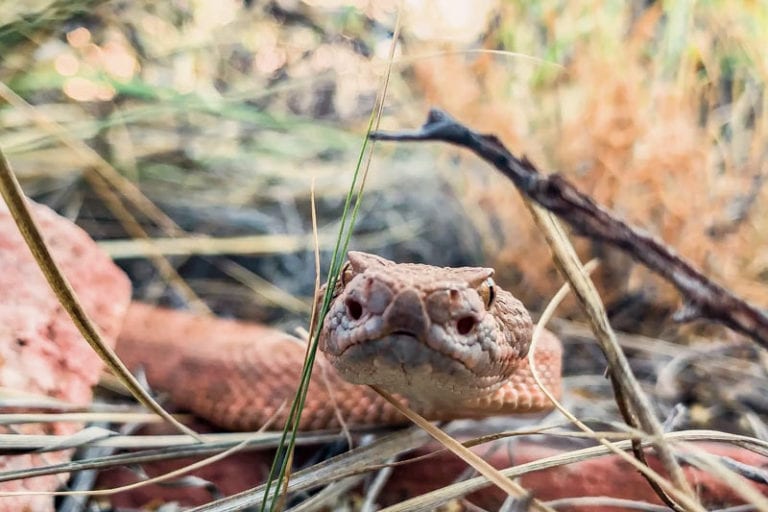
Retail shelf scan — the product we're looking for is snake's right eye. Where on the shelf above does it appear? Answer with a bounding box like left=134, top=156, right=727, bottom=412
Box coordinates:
left=340, top=261, right=355, bottom=286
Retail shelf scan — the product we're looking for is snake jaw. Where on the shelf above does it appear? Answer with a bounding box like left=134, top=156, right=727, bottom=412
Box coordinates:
left=319, top=253, right=534, bottom=409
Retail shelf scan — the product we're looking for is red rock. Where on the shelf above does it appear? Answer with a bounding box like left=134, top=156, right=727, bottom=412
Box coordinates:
left=513, top=441, right=768, bottom=511
left=383, top=439, right=768, bottom=510
left=98, top=420, right=275, bottom=510
left=101, top=430, right=768, bottom=510
left=0, top=198, right=131, bottom=512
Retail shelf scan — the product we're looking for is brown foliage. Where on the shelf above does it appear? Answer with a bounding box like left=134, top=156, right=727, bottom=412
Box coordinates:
left=406, top=6, right=767, bottom=335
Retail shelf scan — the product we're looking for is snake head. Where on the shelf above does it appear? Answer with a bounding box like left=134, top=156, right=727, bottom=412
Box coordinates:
left=318, top=251, right=533, bottom=411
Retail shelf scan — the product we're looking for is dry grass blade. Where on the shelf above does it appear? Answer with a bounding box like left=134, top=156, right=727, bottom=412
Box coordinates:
left=188, top=428, right=431, bottom=512
left=0, top=147, right=201, bottom=441
left=371, top=387, right=556, bottom=512
left=99, top=233, right=328, bottom=258
left=83, top=169, right=210, bottom=314
left=0, top=426, right=114, bottom=451
left=0, top=437, right=255, bottom=498
left=0, top=430, right=340, bottom=451
left=360, top=456, right=397, bottom=512
left=378, top=430, right=768, bottom=512
left=284, top=476, right=364, bottom=512
left=0, top=81, right=209, bottom=313
left=0, top=412, right=167, bottom=425
left=528, top=259, right=712, bottom=510
left=0, top=431, right=341, bottom=485
left=677, top=444, right=768, bottom=510
left=525, top=202, right=700, bottom=509
left=0, top=82, right=178, bottom=233
left=218, top=259, right=311, bottom=313
left=98, top=221, right=422, bottom=259
left=543, top=497, right=671, bottom=511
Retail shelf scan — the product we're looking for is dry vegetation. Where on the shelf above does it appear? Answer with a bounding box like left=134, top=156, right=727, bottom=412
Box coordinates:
left=2, top=1, right=766, bottom=327
left=408, top=2, right=768, bottom=332
left=1, top=0, right=767, bottom=510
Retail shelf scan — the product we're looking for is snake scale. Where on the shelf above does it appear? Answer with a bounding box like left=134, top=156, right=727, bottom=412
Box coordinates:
left=115, top=251, right=562, bottom=430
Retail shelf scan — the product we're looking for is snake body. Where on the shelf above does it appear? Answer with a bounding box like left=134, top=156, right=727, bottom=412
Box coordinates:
left=115, top=252, right=562, bottom=430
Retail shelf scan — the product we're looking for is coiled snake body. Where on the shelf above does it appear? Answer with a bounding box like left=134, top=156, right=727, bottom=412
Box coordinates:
left=116, top=252, right=562, bottom=430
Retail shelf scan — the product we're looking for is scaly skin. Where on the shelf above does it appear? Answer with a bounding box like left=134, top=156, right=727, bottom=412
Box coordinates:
left=115, top=252, right=562, bottom=430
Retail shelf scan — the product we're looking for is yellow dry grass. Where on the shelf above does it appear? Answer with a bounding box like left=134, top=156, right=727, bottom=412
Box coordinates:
left=406, top=2, right=768, bottom=332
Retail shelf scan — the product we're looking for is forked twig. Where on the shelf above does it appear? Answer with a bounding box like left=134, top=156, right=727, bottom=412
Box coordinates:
left=367, top=108, right=768, bottom=508
left=370, top=108, right=768, bottom=346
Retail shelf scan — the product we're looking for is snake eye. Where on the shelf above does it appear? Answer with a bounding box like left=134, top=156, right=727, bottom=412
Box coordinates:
left=477, top=277, right=496, bottom=309
left=340, top=261, right=355, bottom=286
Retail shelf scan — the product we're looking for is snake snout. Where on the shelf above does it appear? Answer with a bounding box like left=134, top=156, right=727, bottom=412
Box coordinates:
left=382, top=289, right=428, bottom=339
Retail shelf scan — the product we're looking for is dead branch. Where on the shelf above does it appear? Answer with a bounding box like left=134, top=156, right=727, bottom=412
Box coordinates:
left=370, top=108, right=768, bottom=347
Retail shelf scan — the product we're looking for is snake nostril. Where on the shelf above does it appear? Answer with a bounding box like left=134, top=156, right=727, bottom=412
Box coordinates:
left=346, top=298, right=363, bottom=320
left=456, top=316, right=476, bottom=335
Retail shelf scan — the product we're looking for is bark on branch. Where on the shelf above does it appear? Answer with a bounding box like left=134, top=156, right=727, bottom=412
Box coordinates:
left=370, top=108, right=768, bottom=346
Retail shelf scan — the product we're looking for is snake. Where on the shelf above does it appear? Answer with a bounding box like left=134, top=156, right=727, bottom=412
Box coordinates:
left=115, top=251, right=562, bottom=431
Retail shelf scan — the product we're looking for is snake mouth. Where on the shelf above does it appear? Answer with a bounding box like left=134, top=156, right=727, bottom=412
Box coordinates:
left=329, top=333, right=503, bottom=406
left=332, top=332, right=481, bottom=379
left=329, top=321, right=494, bottom=378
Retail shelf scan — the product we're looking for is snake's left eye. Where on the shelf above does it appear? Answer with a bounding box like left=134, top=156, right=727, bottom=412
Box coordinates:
left=339, top=261, right=355, bottom=286
left=477, top=277, right=496, bottom=309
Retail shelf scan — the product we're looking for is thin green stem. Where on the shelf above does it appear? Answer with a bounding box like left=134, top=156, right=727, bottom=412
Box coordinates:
left=260, top=10, right=402, bottom=511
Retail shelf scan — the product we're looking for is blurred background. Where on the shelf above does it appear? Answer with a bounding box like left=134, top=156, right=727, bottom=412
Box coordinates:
left=1, top=0, right=766, bottom=340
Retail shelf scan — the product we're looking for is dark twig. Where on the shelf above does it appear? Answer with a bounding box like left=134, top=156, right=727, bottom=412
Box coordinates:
left=370, top=108, right=768, bottom=346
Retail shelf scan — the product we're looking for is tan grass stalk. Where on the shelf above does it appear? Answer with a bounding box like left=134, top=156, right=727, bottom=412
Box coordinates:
left=523, top=201, right=700, bottom=509
left=528, top=258, right=707, bottom=511
left=0, top=147, right=201, bottom=441
left=371, top=387, right=555, bottom=512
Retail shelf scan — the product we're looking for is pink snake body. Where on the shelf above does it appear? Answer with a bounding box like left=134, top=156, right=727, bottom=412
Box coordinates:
left=116, top=252, right=562, bottom=430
